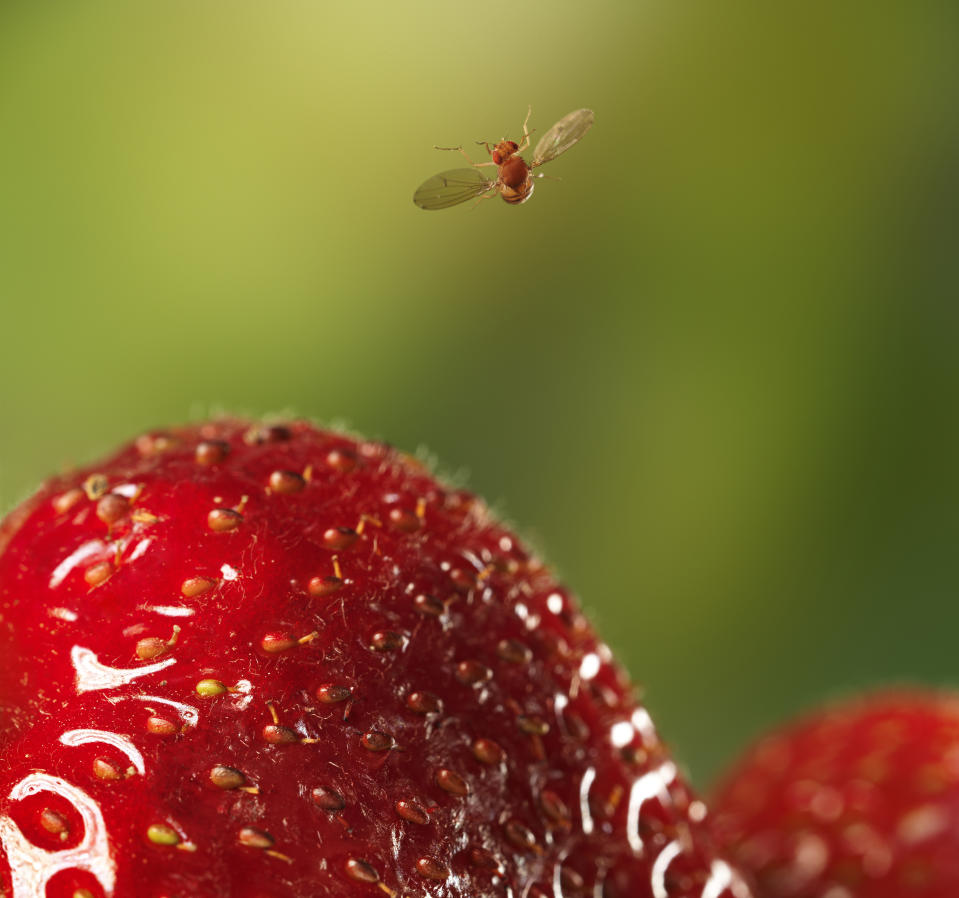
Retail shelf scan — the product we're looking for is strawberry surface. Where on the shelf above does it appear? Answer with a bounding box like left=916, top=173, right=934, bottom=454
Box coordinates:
left=710, top=690, right=959, bottom=898
left=0, top=419, right=749, bottom=898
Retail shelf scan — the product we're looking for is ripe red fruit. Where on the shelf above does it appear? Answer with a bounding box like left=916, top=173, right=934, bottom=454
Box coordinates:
left=0, top=419, right=750, bottom=898
left=710, top=690, right=959, bottom=898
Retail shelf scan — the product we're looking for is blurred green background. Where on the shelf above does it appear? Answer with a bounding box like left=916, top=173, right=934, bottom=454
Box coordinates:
left=1, top=1, right=957, bottom=788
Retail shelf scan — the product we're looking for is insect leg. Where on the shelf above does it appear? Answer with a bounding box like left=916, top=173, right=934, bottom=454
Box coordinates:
left=516, top=105, right=533, bottom=153
left=433, top=144, right=493, bottom=168
left=469, top=190, right=500, bottom=211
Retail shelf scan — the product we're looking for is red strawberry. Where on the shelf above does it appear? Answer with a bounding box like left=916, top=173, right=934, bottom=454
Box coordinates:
left=0, top=419, right=750, bottom=898
left=710, top=690, right=959, bottom=898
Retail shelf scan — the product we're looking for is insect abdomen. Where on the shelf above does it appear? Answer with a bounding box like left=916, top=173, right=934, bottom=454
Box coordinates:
left=500, top=179, right=534, bottom=204
left=497, top=154, right=532, bottom=204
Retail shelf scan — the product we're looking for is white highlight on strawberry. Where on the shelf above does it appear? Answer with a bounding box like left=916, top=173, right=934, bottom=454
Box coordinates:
left=60, top=728, right=146, bottom=776
left=626, top=760, right=677, bottom=854
left=579, top=652, right=601, bottom=680
left=49, top=540, right=107, bottom=589
left=220, top=563, right=239, bottom=580
left=650, top=840, right=681, bottom=898
left=131, top=695, right=200, bottom=727
left=512, top=601, right=541, bottom=631
left=0, top=773, right=116, bottom=898
left=71, top=645, right=176, bottom=693
left=579, top=767, right=597, bottom=835
left=231, top=679, right=254, bottom=711
left=142, top=605, right=196, bottom=617
left=554, top=692, right=569, bottom=727
left=631, top=707, right=658, bottom=745
left=701, top=859, right=736, bottom=898
left=610, top=720, right=634, bottom=748
left=551, top=848, right=572, bottom=898
left=127, top=537, right=154, bottom=562
left=459, top=549, right=485, bottom=572
left=49, top=607, right=79, bottom=622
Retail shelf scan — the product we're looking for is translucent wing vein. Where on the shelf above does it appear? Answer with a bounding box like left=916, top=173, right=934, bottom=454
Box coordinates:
left=413, top=168, right=497, bottom=210
left=532, top=108, right=595, bottom=167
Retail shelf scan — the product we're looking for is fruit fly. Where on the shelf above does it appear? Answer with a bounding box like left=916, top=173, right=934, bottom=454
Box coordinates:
left=413, top=107, right=594, bottom=210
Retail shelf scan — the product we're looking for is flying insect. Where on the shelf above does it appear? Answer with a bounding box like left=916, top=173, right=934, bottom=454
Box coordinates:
left=413, top=107, right=594, bottom=210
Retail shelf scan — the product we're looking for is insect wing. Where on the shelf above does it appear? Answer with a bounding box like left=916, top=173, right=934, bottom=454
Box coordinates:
left=413, top=168, right=497, bottom=210
left=532, top=108, right=595, bottom=167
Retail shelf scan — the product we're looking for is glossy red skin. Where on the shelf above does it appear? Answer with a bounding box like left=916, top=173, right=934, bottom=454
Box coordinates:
left=710, top=691, right=959, bottom=898
left=0, top=419, right=749, bottom=898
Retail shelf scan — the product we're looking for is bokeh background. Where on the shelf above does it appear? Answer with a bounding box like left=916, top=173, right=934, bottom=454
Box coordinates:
left=1, top=1, right=956, bottom=789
